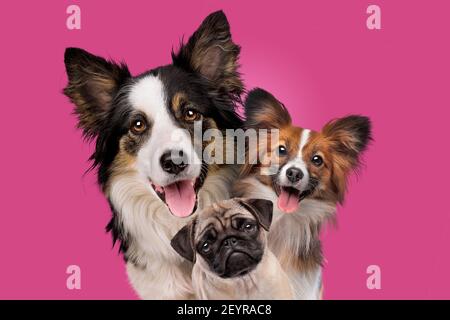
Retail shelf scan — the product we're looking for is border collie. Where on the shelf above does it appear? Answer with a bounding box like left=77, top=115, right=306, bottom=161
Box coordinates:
left=63, top=11, right=243, bottom=299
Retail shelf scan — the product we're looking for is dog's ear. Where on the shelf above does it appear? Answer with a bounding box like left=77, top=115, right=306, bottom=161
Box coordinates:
left=171, top=221, right=196, bottom=262
left=322, top=115, right=372, bottom=202
left=322, top=115, right=372, bottom=168
left=244, top=88, right=292, bottom=129
left=172, top=10, right=243, bottom=98
left=63, top=47, right=131, bottom=138
left=238, top=198, right=273, bottom=231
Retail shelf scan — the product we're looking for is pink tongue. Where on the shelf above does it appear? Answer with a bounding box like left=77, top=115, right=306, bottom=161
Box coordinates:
left=278, top=189, right=299, bottom=213
left=163, top=180, right=196, bottom=217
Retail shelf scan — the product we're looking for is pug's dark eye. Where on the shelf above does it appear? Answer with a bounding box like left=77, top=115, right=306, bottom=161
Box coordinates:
left=184, top=108, right=202, bottom=122
left=243, top=223, right=257, bottom=233
left=131, top=118, right=147, bottom=134
left=201, top=241, right=211, bottom=253
left=311, top=155, right=323, bottom=167
left=277, top=145, right=287, bottom=156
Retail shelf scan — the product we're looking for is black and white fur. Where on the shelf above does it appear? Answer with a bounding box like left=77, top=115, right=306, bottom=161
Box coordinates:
left=63, top=11, right=243, bottom=299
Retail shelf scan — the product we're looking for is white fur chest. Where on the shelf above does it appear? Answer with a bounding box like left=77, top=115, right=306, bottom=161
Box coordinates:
left=108, top=166, right=238, bottom=299
left=234, top=177, right=336, bottom=300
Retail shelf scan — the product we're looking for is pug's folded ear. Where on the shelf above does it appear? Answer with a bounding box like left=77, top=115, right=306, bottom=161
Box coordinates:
left=171, top=222, right=196, bottom=262
left=238, top=198, right=273, bottom=231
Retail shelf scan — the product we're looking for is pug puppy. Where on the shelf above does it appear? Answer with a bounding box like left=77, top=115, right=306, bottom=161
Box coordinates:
left=171, top=198, right=293, bottom=300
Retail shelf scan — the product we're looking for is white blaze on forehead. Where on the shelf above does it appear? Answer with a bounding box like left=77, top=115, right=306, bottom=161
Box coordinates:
left=129, top=75, right=181, bottom=148
left=278, top=128, right=311, bottom=191
left=299, top=129, right=311, bottom=152
left=292, top=128, right=310, bottom=179
left=128, top=75, right=201, bottom=186
left=129, top=75, right=172, bottom=126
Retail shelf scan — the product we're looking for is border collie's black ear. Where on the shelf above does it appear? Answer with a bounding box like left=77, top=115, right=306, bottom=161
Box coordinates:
left=172, top=11, right=243, bottom=99
left=238, top=198, right=273, bottom=231
left=63, top=47, right=131, bottom=139
left=244, top=88, right=292, bottom=129
left=171, top=221, right=196, bottom=262
left=322, top=115, right=372, bottom=167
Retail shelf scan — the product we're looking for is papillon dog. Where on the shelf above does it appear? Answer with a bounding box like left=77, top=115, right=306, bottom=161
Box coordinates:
left=234, top=88, right=372, bottom=299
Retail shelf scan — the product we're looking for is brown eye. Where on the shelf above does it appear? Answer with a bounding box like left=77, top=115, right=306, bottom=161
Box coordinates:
left=201, top=241, right=211, bottom=253
left=131, top=118, right=147, bottom=134
left=243, top=223, right=257, bottom=233
left=311, top=155, right=323, bottom=167
left=184, top=108, right=202, bottom=122
left=277, top=145, right=287, bottom=156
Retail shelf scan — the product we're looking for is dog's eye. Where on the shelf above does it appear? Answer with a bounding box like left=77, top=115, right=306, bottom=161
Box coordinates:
left=201, top=241, right=211, bottom=253
left=131, top=118, right=147, bottom=134
left=243, top=223, right=256, bottom=233
left=277, top=145, right=287, bottom=156
left=184, top=108, right=202, bottom=122
left=311, top=155, right=323, bottom=167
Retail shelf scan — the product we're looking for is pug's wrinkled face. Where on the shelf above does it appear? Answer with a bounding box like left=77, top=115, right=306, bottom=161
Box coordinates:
left=171, top=198, right=273, bottom=278
left=195, top=204, right=264, bottom=278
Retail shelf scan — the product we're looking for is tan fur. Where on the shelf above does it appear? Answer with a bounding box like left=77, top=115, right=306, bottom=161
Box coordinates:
left=104, top=138, right=240, bottom=298
left=239, top=89, right=371, bottom=299
left=63, top=52, right=130, bottom=138
left=108, top=165, right=240, bottom=299
left=99, top=102, right=243, bottom=299
left=301, top=131, right=353, bottom=203
left=190, top=199, right=294, bottom=300
left=171, top=92, right=187, bottom=113
left=234, top=121, right=348, bottom=299
left=192, top=249, right=293, bottom=300
left=233, top=177, right=333, bottom=299
left=104, top=138, right=137, bottom=193
left=63, top=11, right=247, bottom=300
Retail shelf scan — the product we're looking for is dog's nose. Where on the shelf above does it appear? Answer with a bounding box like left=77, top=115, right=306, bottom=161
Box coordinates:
left=160, top=150, right=188, bottom=175
left=223, top=237, right=238, bottom=247
left=286, top=167, right=304, bottom=183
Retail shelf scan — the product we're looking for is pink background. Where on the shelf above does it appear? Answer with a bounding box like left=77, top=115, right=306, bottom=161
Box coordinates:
left=0, top=0, right=449, bottom=299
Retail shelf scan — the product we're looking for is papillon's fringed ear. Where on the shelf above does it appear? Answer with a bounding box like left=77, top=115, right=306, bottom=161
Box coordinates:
left=170, top=221, right=196, bottom=263
left=63, top=47, right=131, bottom=139
left=323, top=115, right=372, bottom=170
left=238, top=198, right=273, bottom=231
left=172, top=11, right=243, bottom=100
left=244, top=88, right=292, bottom=129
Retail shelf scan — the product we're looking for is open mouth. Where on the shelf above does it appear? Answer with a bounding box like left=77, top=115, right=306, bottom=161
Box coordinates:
left=277, top=186, right=301, bottom=213
left=151, top=177, right=203, bottom=218
left=275, top=184, right=315, bottom=214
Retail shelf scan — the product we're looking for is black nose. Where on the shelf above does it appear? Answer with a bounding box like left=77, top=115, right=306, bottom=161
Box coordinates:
left=286, top=167, right=304, bottom=183
left=223, top=237, right=238, bottom=248
left=160, top=150, right=188, bottom=175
